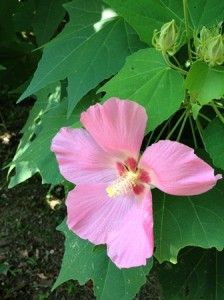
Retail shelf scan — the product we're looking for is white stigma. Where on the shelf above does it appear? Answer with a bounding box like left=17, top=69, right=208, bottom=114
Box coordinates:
left=106, top=171, right=138, bottom=197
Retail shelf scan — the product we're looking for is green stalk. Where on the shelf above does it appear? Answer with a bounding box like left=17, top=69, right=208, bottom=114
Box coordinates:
left=162, top=53, right=188, bottom=75
left=198, top=113, right=212, bottom=123
left=189, top=115, right=198, bottom=148
left=165, top=109, right=187, bottom=139
left=176, top=109, right=189, bottom=141
left=155, top=119, right=170, bottom=143
left=145, top=130, right=155, bottom=148
left=172, top=55, right=181, bottom=68
left=211, top=101, right=224, bottom=124
left=183, top=0, right=192, bottom=62
left=195, top=118, right=204, bottom=145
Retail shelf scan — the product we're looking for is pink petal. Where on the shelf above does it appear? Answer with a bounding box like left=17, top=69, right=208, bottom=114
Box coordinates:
left=80, top=98, right=147, bottom=160
left=51, top=127, right=117, bottom=184
left=139, top=140, right=222, bottom=196
left=66, top=184, right=135, bottom=245
left=107, top=189, right=154, bottom=268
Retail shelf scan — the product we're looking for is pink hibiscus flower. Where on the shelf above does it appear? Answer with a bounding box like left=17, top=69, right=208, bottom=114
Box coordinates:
left=51, top=98, right=221, bottom=269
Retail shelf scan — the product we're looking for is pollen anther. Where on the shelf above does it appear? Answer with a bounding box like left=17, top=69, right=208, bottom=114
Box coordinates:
left=106, top=171, right=139, bottom=197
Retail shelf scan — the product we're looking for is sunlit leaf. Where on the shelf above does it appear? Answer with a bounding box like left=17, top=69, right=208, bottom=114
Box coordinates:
left=8, top=83, right=61, bottom=187
left=11, top=101, right=80, bottom=185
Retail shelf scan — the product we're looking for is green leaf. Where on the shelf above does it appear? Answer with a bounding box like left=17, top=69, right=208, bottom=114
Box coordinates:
left=156, top=247, right=224, bottom=299
left=8, top=83, right=61, bottom=187
left=153, top=178, right=224, bottom=264
left=18, top=0, right=145, bottom=117
left=0, top=264, right=11, bottom=274
left=184, top=61, right=224, bottom=105
left=204, top=116, right=224, bottom=170
left=66, top=19, right=144, bottom=117
left=13, top=0, right=36, bottom=32
left=8, top=161, right=38, bottom=189
left=32, top=0, right=67, bottom=46
left=11, top=100, right=81, bottom=185
left=0, top=0, right=18, bottom=41
left=99, top=48, right=184, bottom=132
left=53, top=220, right=153, bottom=299
left=103, top=0, right=183, bottom=45
left=191, top=103, right=201, bottom=120
left=104, top=0, right=224, bottom=45
left=187, top=0, right=224, bottom=30
left=0, top=65, right=6, bottom=70
left=10, top=86, right=98, bottom=186
left=0, top=41, right=40, bottom=89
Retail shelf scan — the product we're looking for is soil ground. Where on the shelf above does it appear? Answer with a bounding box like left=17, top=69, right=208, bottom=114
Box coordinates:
left=0, top=95, right=162, bottom=299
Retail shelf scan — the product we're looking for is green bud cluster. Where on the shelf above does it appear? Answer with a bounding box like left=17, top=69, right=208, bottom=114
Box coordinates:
left=152, top=20, right=179, bottom=55
left=194, top=24, right=224, bottom=66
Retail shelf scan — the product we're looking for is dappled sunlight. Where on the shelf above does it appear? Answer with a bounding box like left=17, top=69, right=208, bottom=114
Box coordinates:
left=46, top=198, right=62, bottom=210
left=0, top=132, right=16, bottom=145
left=93, top=8, right=117, bottom=32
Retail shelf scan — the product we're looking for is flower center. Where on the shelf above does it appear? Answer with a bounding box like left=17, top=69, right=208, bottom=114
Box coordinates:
left=106, top=171, right=139, bottom=197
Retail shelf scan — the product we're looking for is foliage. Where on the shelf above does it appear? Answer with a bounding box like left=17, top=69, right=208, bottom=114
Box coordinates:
left=1, top=0, right=224, bottom=299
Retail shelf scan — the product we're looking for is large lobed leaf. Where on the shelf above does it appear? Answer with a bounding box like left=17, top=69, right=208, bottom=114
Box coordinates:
left=10, top=100, right=80, bottom=186
left=8, top=83, right=61, bottom=187
left=153, top=178, right=224, bottom=264
left=32, top=0, right=68, bottom=46
left=157, top=247, right=224, bottom=299
left=18, top=0, right=145, bottom=117
left=99, top=48, right=185, bottom=132
left=103, top=0, right=224, bottom=45
left=53, top=220, right=153, bottom=299
left=103, top=0, right=183, bottom=45
left=13, top=0, right=67, bottom=46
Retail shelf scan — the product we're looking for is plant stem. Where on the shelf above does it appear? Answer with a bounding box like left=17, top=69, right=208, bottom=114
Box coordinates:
left=198, top=113, right=212, bottom=122
left=211, top=101, right=224, bottom=124
left=145, top=130, right=154, bottom=148
left=213, top=101, right=224, bottom=108
left=162, top=53, right=188, bottom=75
left=172, top=55, right=181, bottom=68
left=165, top=109, right=187, bottom=139
left=177, top=109, right=189, bottom=141
left=155, top=120, right=170, bottom=143
left=195, top=118, right=204, bottom=145
left=189, top=115, right=198, bottom=148
left=183, top=0, right=192, bottom=62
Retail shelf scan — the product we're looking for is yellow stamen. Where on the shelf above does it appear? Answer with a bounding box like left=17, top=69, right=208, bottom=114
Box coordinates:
left=106, top=171, right=138, bottom=197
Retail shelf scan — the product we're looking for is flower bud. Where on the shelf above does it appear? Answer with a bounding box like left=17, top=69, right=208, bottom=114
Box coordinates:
left=194, top=24, right=224, bottom=66
left=152, top=19, right=179, bottom=55
left=204, top=34, right=224, bottom=66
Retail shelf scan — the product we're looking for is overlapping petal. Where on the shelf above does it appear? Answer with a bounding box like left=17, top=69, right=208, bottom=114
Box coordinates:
left=51, top=127, right=117, bottom=184
left=66, top=184, right=135, bottom=245
left=139, top=140, right=222, bottom=196
left=80, top=98, right=147, bottom=160
left=107, top=189, right=154, bottom=268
